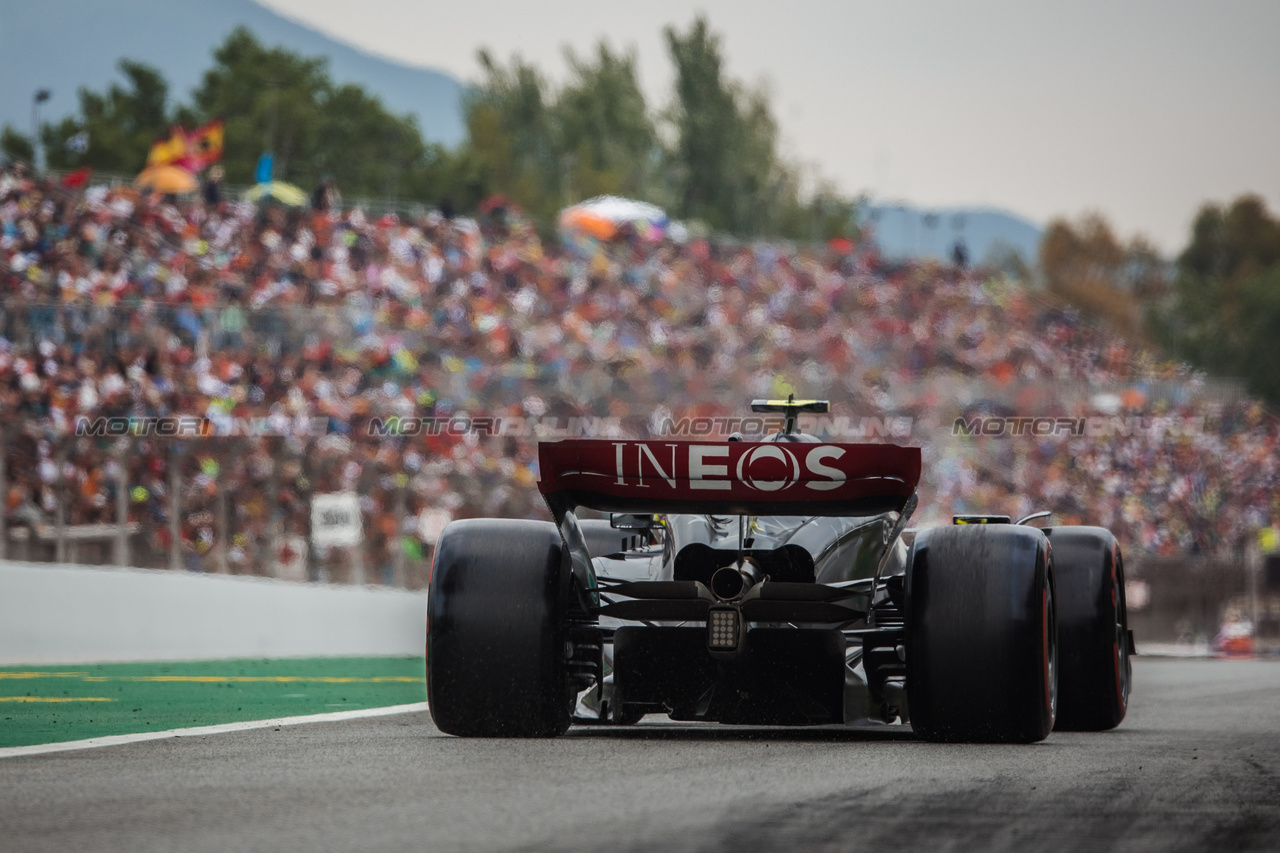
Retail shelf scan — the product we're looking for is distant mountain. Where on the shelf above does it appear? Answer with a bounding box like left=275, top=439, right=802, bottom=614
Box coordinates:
left=861, top=203, right=1042, bottom=266
left=0, top=0, right=465, bottom=146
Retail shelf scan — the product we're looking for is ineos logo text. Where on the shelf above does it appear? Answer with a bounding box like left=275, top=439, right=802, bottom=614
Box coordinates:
left=609, top=442, right=850, bottom=492
left=735, top=445, right=800, bottom=491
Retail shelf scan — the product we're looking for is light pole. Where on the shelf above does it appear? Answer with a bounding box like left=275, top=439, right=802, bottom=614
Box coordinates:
left=31, top=89, right=51, bottom=172
left=923, top=212, right=940, bottom=259
left=951, top=213, right=968, bottom=269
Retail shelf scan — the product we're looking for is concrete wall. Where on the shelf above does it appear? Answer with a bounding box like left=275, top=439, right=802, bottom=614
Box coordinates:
left=0, top=561, right=427, bottom=665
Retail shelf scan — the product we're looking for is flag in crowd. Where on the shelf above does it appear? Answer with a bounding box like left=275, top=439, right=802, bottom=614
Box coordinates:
left=64, top=131, right=89, bottom=154
left=145, top=120, right=225, bottom=172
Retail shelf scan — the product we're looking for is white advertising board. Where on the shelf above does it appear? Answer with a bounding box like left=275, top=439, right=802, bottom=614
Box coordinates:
left=311, top=492, right=363, bottom=547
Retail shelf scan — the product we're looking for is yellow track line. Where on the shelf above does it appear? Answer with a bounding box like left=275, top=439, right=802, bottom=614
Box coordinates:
left=79, top=675, right=420, bottom=683
left=0, top=702, right=430, bottom=759
left=0, top=697, right=115, bottom=703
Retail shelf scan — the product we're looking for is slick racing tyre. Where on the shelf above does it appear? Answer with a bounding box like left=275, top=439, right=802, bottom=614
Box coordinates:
left=1047, top=526, right=1131, bottom=731
left=427, top=519, right=572, bottom=737
left=906, top=524, right=1057, bottom=743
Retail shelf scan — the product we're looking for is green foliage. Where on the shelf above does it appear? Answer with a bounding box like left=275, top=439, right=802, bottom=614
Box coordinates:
left=455, top=17, right=856, bottom=240
left=182, top=27, right=329, bottom=182
left=555, top=43, right=657, bottom=201
left=663, top=17, right=742, bottom=229
left=1, top=127, right=34, bottom=163
left=1233, top=265, right=1280, bottom=403
left=1179, top=196, right=1280, bottom=286
left=450, top=42, right=665, bottom=222
left=663, top=17, right=800, bottom=236
left=183, top=27, right=426, bottom=197
left=1155, top=195, right=1280, bottom=404
left=3, top=28, right=426, bottom=199
left=455, top=51, right=558, bottom=216
left=40, top=60, right=171, bottom=172
left=660, top=17, right=851, bottom=238
left=10, top=19, right=857, bottom=241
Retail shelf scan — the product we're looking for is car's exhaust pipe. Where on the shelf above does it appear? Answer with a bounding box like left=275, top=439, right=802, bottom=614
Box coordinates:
left=710, top=567, right=747, bottom=601
left=710, top=558, right=762, bottom=601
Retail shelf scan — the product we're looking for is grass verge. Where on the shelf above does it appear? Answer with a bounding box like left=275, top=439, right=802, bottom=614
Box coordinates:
left=0, top=656, right=426, bottom=748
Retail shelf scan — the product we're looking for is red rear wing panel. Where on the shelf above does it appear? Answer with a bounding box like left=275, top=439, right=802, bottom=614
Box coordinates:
left=538, top=440, right=921, bottom=517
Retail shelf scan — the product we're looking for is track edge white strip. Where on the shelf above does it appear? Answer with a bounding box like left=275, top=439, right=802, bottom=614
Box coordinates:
left=0, top=701, right=430, bottom=759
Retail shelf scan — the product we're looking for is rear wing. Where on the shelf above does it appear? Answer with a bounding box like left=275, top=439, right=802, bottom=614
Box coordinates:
left=538, top=439, right=921, bottom=518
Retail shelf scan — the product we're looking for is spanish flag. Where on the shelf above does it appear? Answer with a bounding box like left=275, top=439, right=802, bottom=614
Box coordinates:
left=187, top=119, right=225, bottom=171
left=145, top=121, right=224, bottom=171
left=146, top=126, right=188, bottom=168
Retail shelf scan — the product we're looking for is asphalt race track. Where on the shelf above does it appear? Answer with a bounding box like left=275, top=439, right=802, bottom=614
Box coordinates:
left=2, top=659, right=1278, bottom=852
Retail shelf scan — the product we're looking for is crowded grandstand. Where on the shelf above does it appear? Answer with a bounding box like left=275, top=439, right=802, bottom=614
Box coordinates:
left=2, top=161, right=1276, bottom=593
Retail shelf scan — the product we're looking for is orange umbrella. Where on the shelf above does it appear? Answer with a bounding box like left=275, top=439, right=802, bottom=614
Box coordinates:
left=558, top=207, right=618, bottom=240
left=558, top=196, right=669, bottom=241
left=134, top=165, right=198, bottom=194
left=1121, top=388, right=1147, bottom=409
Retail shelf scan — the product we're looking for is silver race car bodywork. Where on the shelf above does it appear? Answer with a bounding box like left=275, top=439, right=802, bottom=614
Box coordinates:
left=428, top=399, right=1131, bottom=742
left=578, top=508, right=913, bottom=726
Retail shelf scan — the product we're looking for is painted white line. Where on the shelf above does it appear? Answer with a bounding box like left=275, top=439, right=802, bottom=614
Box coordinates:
left=0, top=701, right=430, bottom=759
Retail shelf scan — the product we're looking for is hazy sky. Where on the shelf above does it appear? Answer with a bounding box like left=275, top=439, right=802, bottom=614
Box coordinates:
left=259, top=0, right=1278, bottom=252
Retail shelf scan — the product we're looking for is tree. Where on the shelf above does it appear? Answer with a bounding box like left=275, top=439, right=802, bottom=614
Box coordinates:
left=663, top=17, right=746, bottom=230
left=184, top=27, right=328, bottom=183
left=4, top=19, right=861, bottom=241
left=454, top=50, right=557, bottom=215
left=1040, top=214, right=1125, bottom=293
left=1156, top=195, right=1280, bottom=402
left=554, top=42, right=656, bottom=201
left=451, top=43, right=662, bottom=219
left=1233, top=265, right=1280, bottom=402
left=183, top=27, right=427, bottom=198
left=39, top=60, right=171, bottom=172
left=0, top=127, right=33, bottom=164
left=661, top=17, right=848, bottom=239
left=1179, top=195, right=1280, bottom=286
left=1037, top=213, right=1159, bottom=339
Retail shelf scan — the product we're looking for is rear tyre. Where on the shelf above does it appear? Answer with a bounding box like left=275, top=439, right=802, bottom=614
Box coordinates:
left=1048, top=526, right=1130, bottom=731
left=906, top=524, right=1057, bottom=743
left=427, top=519, right=572, bottom=737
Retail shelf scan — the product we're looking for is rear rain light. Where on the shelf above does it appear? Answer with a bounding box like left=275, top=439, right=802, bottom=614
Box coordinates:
left=707, top=608, right=740, bottom=651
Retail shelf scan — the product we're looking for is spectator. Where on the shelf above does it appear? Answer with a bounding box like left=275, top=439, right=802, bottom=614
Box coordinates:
left=0, top=161, right=1274, bottom=583
left=203, top=165, right=224, bottom=206
left=311, top=177, right=335, bottom=213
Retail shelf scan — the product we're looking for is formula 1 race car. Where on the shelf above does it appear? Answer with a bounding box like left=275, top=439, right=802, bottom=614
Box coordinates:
left=426, top=399, right=1134, bottom=742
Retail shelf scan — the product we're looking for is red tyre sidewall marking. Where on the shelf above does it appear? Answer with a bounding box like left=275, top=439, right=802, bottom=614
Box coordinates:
left=425, top=544, right=438, bottom=671
left=1043, top=584, right=1052, bottom=713
left=1113, top=644, right=1122, bottom=712
left=1111, top=548, right=1123, bottom=710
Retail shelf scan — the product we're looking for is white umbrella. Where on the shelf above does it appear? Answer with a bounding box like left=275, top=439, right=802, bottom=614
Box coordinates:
left=565, top=195, right=668, bottom=225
